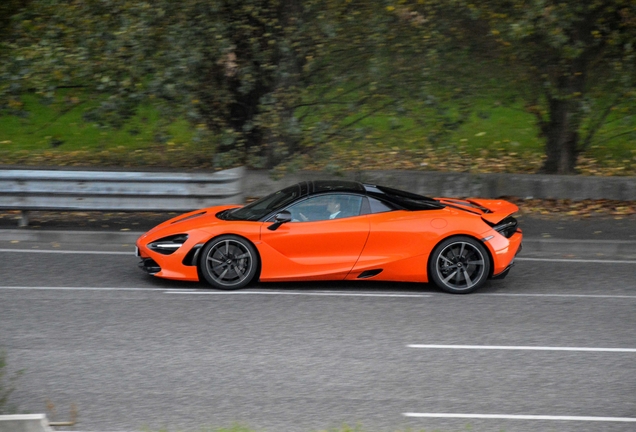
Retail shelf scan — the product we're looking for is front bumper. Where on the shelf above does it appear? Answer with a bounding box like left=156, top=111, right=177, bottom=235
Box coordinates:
left=136, top=236, right=201, bottom=281
left=138, top=257, right=161, bottom=275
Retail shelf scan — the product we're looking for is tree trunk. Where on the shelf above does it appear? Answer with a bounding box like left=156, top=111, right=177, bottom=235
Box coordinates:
left=262, top=0, right=304, bottom=169
left=540, top=54, right=588, bottom=175
left=541, top=97, right=580, bottom=174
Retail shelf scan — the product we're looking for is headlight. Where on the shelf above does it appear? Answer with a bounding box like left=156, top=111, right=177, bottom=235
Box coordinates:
left=148, top=234, right=189, bottom=255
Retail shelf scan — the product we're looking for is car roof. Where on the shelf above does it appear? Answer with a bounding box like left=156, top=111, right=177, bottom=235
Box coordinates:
left=304, top=180, right=366, bottom=195
left=300, top=180, right=443, bottom=211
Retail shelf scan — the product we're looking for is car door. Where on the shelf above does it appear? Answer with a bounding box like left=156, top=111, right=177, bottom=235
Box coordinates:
left=258, top=194, right=370, bottom=281
left=349, top=196, right=446, bottom=282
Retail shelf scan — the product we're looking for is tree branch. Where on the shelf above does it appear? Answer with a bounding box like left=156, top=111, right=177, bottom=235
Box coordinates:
left=580, top=93, right=624, bottom=151
left=325, top=99, right=396, bottom=140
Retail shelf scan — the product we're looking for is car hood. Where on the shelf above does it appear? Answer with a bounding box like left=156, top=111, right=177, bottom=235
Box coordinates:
left=139, top=204, right=241, bottom=241
left=437, top=198, right=519, bottom=225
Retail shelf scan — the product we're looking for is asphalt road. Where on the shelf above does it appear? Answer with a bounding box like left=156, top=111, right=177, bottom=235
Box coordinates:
left=1, top=238, right=635, bottom=432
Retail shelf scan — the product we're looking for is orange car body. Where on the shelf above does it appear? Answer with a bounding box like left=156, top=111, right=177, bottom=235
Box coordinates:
left=137, top=181, right=522, bottom=290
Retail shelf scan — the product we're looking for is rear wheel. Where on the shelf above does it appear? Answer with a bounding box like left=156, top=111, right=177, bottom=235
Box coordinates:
left=429, top=236, right=490, bottom=294
left=199, top=235, right=258, bottom=290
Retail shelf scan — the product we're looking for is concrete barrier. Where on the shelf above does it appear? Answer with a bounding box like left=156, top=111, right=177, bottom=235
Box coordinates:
left=0, top=415, right=53, bottom=432
left=243, top=170, right=636, bottom=201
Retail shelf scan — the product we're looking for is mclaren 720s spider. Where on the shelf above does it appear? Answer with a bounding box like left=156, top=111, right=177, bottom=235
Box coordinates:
left=136, top=180, right=522, bottom=294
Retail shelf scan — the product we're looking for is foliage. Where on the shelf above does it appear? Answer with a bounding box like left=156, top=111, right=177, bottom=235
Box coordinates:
left=0, top=0, right=635, bottom=173
left=0, top=0, right=472, bottom=170
left=397, top=0, right=636, bottom=174
left=0, top=349, right=23, bottom=414
left=1, top=91, right=634, bottom=175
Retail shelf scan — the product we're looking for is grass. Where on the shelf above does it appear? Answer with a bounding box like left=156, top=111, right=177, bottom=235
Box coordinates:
left=0, top=92, right=634, bottom=175
left=0, top=349, right=23, bottom=414
left=0, top=93, right=193, bottom=151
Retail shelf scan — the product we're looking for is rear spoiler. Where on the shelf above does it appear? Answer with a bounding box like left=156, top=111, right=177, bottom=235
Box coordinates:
left=467, top=199, right=519, bottom=225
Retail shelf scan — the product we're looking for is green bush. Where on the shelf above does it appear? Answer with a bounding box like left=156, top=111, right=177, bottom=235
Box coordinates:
left=0, top=349, right=23, bottom=414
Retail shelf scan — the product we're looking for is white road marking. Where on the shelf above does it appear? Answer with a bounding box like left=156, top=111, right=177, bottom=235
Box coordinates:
left=517, top=257, right=636, bottom=264
left=164, top=290, right=432, bottom=298
left=407, top=344, right=636, bottom=352
left=477, top=293, right=636, bottom=299
left=0, top=286, right=430, bottom=298
left=0, top=286, right=165, bottom=291
left=0, top=248, right=131, bottom=255
left=403, top=413, right=636, bottom=422
left=2, top=248, right=635, bottom=264
left=0, top=286, right=634, bottom=299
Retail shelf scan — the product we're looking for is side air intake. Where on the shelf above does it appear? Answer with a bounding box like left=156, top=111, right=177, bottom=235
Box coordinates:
left=357, top=269, right=383, bottom=279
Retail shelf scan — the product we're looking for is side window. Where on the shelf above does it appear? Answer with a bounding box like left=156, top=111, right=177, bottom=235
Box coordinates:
left=368, top=197, right=395, bottom=214
left=286, top=194, right=363, bottom=222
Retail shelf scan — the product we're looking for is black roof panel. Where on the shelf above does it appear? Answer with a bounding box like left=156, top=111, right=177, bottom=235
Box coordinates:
left=309, top=180, right=365, bottom=195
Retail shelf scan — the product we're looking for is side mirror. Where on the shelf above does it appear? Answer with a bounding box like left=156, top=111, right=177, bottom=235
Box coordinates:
left=267, top=210, right=292, bottom=231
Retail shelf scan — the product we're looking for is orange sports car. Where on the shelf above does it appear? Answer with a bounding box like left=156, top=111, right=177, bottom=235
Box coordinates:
left=136, top=180, right=522, bottom=294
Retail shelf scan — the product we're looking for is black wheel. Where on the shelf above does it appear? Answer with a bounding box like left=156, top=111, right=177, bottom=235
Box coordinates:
left=199, top=235, right=259, bottom=290
left=429, top=236, right=491, bottom=294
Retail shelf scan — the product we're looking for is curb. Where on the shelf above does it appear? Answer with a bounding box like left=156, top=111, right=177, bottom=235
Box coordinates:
left=0, top=229, right=140, bottom=244
left=0, top=414, right=54, bottom=432
left=521, top=238, right=636, bottom=257
left=2, top=229, right=636, bottom=257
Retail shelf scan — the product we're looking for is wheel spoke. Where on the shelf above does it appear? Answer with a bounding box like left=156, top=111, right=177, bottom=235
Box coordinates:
left=208, top=256, right=222, bottom=264
left=448, top=247, right=457, bottom=259
left=459, top=242, right=465, bottom=258
left=217, top=267, right=229, bottom=281
left=236, top=253, right=250, bottom=259
left=467, top=260, right=484, bottom=265
left=440, top=255, right=454, bottom=265
left=463, top=269, right=473, bottom=286
left=442, top=270, right=458, bottom=283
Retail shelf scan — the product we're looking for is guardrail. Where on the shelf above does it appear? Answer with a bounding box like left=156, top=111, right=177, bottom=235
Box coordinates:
left=0, top=166, right=244, bottom=226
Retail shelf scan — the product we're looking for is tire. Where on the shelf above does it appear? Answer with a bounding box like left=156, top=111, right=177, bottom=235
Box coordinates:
left=429, top=236, right=491, bottom=294
left=199, top=235, right=259, bottom=290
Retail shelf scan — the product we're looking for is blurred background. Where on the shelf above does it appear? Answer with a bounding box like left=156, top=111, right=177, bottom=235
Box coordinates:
left=0, top=0, right=634, bottom=177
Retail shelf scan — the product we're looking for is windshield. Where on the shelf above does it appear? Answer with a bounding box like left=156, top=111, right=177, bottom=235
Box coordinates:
left=222, top=184, right=304, bottom=221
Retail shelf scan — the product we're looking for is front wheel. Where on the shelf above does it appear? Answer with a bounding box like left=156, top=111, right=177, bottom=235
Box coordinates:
left=429, top=236, right=491, bottom=294
left=199, top=235, right=259, bottom=290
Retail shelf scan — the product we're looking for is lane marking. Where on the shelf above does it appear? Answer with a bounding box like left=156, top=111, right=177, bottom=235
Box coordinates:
left=517, top=257, right=636, bottom=264
left=0, top=286, right=165, bottom=291
left=0, top=286, right=634, bottom=299
left=164, top=290, right=432, bottom=298
left=0, top=248, right=131, bottom=255
left=2, top=248, right=635, bottom=264
left=407, top=344, right=636, bottom=352
left=0, top=286, right=430, bottom=298
left=477, top=293, right=636, bottom=299
left=403, top=413, right=636, bottom=422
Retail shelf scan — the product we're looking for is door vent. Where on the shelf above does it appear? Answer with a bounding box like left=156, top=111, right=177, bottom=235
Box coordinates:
left=357, top=269, right=383, bottom=279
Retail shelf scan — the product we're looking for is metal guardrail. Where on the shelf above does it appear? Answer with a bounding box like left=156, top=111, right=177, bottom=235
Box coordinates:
left=0, top=166, right=244, bottom=226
